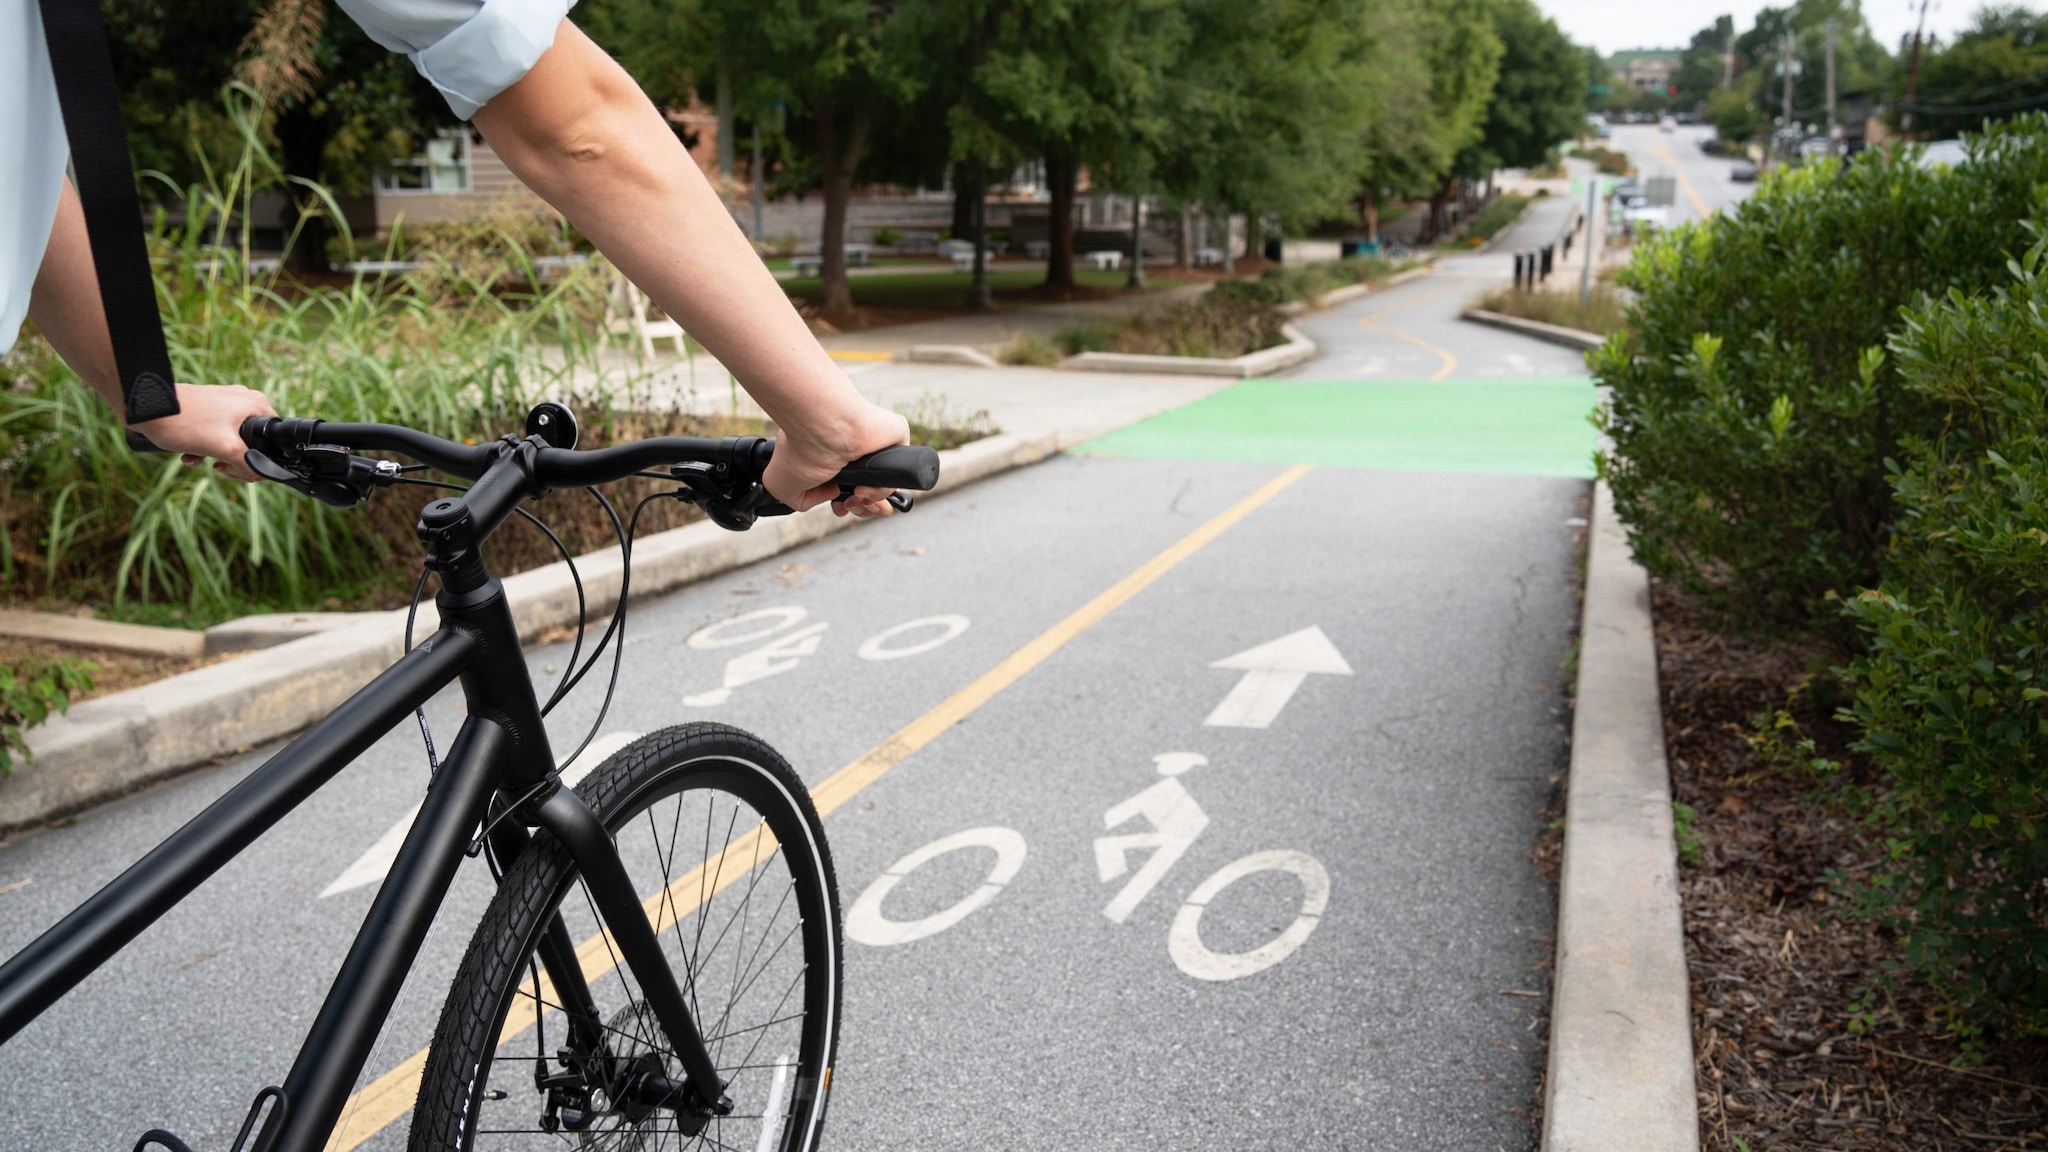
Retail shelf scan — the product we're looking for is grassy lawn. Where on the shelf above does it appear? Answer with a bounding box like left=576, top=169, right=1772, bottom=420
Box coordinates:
left=762, top=255, right=927, bottom=272
left=782, top=267, right=1149, bottom=310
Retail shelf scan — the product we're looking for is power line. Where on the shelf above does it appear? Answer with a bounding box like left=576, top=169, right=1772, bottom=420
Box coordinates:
left=1906, top=88, right=2048, bottom=115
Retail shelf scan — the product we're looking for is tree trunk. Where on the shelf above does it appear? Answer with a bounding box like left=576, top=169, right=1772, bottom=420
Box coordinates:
left=967, top=159, right=993, bottom=311
left=951, top=164, right=975, bottom=241
left=1242, top=211, right=1258, bottom=261
left=1218, top=205, right=1234, bottom=274
left=817, top=107, right=867, bottom=321
left=276, top=105, right=332, bottom=274
left=1046, top=149, right=1078, bottom=291
left=1361, top=187, right=1380, bottom=245
left=1126, top=195, right=1146, bottom=290
left=1176, top=204, right=1191, bottom=269
left=715, top=40, right=735, bottom=180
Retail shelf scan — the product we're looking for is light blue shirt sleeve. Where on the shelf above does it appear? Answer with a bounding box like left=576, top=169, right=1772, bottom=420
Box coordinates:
left=1, top=0, right=71, bottom=358
left=335, top=0, right=577, bottom=120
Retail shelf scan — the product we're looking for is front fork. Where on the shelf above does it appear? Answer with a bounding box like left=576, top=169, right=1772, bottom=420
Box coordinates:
left=489, top=790, right=730, bottom=1125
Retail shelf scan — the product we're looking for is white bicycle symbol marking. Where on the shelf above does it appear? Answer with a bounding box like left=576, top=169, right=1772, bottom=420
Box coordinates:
left=845, top=752, right=1330, bottom=981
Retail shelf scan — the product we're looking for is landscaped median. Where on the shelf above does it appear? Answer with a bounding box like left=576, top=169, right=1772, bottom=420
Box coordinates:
left=940, top=260, right=1435, bottom=379
left=0, top=432, right=1059, bottom=833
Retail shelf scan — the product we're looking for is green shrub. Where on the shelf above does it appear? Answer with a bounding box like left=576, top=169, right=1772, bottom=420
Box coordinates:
left=1570, top=145, right=1632, bottom=176
left=1595, top=116, right=2048, bottom=641
left=1840, top=239, right=2048, bottom=1035
left=870, top=226, right=904, bottom=247
left=997, top=332, right=1063, bottom=366
left=0, top=657, right=93, bottom=776
left=1477, top=284, right=1631, bottom=336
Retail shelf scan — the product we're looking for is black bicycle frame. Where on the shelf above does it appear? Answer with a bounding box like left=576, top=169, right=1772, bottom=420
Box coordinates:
left=0, top=548, right=723, bottom=1150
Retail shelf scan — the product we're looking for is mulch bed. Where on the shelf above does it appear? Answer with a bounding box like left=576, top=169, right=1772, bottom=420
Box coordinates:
left=1653, top=579, right=2048, bottom=1149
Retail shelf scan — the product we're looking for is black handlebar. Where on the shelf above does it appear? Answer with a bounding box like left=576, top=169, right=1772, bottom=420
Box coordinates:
left=238, top=415, right=941, bottom=504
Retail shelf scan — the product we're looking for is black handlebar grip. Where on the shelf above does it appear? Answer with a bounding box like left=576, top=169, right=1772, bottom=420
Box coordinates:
left=239, top=415, right=274, bottom=449
left=832, top=445, right=941, bottom=492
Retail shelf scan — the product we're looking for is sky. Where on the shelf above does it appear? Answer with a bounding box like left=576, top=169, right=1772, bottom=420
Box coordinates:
left=1537, top=0, right=2006, bottom=57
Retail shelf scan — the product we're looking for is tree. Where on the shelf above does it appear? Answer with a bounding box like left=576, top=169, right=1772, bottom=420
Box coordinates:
left=1413, top=0, right=1503, bottom=239
left=967, top=0, right=1184, bottom=290
left=105, top=0, right=456, bottom=271
left=1466, top=0, right=1586, bottom=173
left=1354, top=0, right=1475, bottom=242
left=1157, top=0, right=1386, bottom=253
left=1673, top=15, right=1736, bottom=104
left=1904, top=5, right=2048, bottom=138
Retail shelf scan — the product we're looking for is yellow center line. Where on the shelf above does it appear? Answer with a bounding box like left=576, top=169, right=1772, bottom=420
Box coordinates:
left=1645, top=141, right=1713, bottom=220
left=323, top=463, right=1314, bottom=1151
left=1357, top=276, right=1468, bottom=381
left=824, top=349, right=895, bottom=363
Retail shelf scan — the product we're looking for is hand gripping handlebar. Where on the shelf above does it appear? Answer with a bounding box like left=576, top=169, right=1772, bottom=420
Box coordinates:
left=236, top=412, right=941, bottom=529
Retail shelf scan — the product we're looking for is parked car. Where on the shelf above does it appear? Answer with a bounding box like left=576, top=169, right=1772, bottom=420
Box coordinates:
left=1660, top=115, right=1678, bottom=133
left=1698, top=135, right=1725, bottom=156
left=1730, top=160, right=1757, bottom=182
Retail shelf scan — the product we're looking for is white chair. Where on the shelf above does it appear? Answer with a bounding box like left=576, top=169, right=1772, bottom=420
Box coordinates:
left=790, top=255, right=823, bottom=277
left=1192, top=246, right=1224, bottom=267
left=602, top=264, right=687, bottom=360
left=1083, top=250, right=1125, bottom=271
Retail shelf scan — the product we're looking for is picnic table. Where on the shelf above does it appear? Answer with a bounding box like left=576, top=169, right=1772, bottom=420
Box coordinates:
left=1082, top=250, right=1125, bottom=271
left=1192, top=246, right=1225, bottom=267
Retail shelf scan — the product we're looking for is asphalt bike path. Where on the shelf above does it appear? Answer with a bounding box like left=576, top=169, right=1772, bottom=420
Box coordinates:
left=0, top=246, right=1596, bottom=1151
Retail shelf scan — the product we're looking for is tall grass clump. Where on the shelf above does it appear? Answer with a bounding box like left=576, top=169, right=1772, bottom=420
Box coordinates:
left=0, top=90, right=628, bottom=622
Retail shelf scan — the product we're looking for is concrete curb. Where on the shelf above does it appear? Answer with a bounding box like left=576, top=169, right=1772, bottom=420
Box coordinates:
left=1542, top=481, right=1698, bottom=1152
left=1058, top=323, right=1317, bottom=379
left=900, top=345, right=1001, bottom=368
left=2, top=431, right=1062, bottom=833
left=1462, top=308, right=1606, bottom=353
left=0, top=610, right=205, bottom=659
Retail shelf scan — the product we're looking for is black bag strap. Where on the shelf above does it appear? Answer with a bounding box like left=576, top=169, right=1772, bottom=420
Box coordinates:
left=36, top=0, right=179, bottom=447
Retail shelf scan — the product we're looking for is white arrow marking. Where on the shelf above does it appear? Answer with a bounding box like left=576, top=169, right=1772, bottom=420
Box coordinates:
left=321, top=729, right=642, bottom=899
left=683, top=621, right=830, bottom=707
left=1203, top=626, right=1352, bottom=729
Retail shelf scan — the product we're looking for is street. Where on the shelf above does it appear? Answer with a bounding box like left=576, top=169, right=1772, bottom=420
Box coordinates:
left=4, top=225, right=1601, bottom=1151
left=1607, top=123, right=1759, bottom=225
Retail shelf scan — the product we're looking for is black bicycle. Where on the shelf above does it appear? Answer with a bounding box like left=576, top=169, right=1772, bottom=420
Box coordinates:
left=0, top=405, right=939, bottom=1152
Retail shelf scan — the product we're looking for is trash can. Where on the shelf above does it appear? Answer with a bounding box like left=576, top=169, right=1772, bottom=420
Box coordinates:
left=1263, top=237, right=1283, bottom=263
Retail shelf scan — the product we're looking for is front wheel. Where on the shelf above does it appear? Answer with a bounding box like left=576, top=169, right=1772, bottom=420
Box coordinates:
left=411, top=724, right=842, bottom=1152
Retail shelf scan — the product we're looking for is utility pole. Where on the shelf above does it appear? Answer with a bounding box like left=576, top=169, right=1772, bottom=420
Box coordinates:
left=1579, top=173, right=1597, bottom=309
left=1902, top=0, right=1932, bottom=133
left=1781, top=29, right=1797, bottom=163
left=1824, top=17, right=1838, bottom=150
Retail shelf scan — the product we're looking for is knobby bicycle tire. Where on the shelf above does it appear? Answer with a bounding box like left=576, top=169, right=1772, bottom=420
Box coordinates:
left=410, top=723, right=842, bottom=1152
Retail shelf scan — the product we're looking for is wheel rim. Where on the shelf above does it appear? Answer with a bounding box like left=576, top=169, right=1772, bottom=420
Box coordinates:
left=460, top=757, right=836, bottom=1152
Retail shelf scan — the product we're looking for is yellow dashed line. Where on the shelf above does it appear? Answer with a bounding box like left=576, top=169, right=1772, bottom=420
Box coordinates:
left=322, top=464, right=1313, bottom=1151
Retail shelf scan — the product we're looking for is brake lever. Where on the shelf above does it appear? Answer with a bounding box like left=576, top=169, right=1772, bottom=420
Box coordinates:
left=246, top=446, right=398, bottom=508
left=835, top=485, right=916, bottom=514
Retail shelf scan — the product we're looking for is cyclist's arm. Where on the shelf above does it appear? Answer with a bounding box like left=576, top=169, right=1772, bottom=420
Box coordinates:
left=470, top=21, right=906, bottom=516
left=27, top=179, right=272, bottom=480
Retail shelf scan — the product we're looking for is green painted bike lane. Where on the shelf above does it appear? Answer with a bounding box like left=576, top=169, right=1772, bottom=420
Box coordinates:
left=1078, top=376, right=1599, bottom=478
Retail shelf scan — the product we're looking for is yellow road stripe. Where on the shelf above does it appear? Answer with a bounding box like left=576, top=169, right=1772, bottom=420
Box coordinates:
left=824, top=350, right=895, bottom=362
left=323, top=463, right=1312, bottom=1151
left=1357, top=276, right=1467, bottom=381
left=1646, top=142, right=1713, bottom=220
